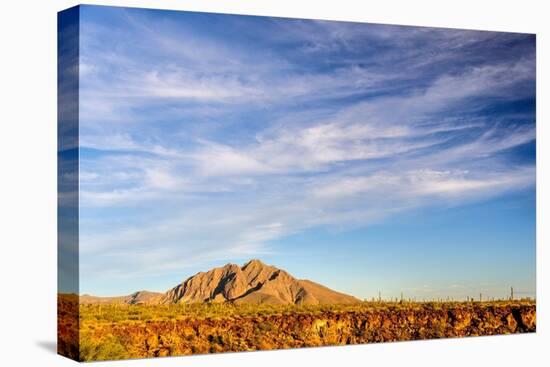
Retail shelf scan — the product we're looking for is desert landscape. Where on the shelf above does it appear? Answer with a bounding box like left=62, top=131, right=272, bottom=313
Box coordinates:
left=58, top=260, right=536, bottom=361
left=57, top=6, right=536, bottom=363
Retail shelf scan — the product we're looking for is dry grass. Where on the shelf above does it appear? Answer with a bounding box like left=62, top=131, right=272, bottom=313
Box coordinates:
left=58, top=297, right=536, bottom=361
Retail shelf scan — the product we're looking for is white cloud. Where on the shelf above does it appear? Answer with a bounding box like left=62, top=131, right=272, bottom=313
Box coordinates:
left=190, top=141, right=274, bottom=176
left=144, top=168, right=182, bottom=190
left=312, top=167, right=533, bottom=199
left=75, top=11, right=535, bottom=291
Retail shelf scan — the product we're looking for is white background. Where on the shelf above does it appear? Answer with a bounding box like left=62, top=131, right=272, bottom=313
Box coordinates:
left=0, top=0, right=547, bottom=366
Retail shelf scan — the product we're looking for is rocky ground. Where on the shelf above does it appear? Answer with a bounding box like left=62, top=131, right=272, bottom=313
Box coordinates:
left=58, top=299, right=536, bottom=361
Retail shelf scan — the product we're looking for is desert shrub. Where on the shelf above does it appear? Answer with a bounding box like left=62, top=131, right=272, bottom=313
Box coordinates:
left=80, top=333, right=129, bottom=361
left=75, top=300, right=536, bottom=361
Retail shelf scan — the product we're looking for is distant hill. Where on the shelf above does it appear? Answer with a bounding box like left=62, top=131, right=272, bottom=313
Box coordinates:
left=80, top=259, right=359, bottom=306
left=80, top=290, right=162, bottom=305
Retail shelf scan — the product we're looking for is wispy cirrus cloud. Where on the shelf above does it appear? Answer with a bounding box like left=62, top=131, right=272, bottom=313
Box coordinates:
left=76, top=6, right=535, bottom=295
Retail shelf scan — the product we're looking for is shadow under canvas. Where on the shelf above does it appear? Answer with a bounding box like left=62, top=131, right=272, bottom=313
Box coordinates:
left=36, top=340, right=57, bottom=355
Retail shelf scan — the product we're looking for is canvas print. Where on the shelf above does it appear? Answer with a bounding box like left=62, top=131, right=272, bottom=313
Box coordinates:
left=58, top=5, right=536, bottom=362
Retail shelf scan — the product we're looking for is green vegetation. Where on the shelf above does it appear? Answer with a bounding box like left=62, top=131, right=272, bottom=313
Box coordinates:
left=78, top=299, right=534, bottom=324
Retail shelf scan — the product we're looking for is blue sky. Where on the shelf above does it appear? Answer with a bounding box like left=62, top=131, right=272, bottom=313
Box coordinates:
left=75, top=5, right=536, bottom=300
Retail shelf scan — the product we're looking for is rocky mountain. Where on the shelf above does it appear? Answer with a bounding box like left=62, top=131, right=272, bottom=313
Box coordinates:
left=160, top=259, right=359, bottom=305
left=80, top=259, right=359, bottom=306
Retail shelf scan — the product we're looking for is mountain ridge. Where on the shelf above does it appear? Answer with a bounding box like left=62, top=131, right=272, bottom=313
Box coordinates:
left=80, top=259, right=359, bottom=306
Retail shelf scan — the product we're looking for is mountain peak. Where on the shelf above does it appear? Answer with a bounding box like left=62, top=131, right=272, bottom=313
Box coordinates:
left=242, top=258, right=267, bottom=270
left=160, top=259, right=359, bottom=305
left=221, top=262, right=240, bottom=270
left=81, top=260, right=360, bottom=306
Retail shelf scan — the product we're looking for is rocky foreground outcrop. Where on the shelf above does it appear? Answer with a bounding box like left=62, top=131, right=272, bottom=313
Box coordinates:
left=72, top=301, right=535, bottom=361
